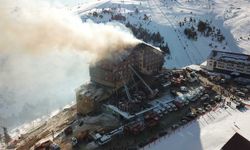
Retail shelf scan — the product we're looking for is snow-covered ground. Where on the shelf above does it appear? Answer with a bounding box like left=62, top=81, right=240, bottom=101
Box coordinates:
left=144, top=105, right=250, bottom=150
left=1, top=0, right=250, bottom=145
left=68, top=1, right=250, bottom=149
left=0, top=51, right=90, bottom=129
left=70, top=0, right=250, bottom=68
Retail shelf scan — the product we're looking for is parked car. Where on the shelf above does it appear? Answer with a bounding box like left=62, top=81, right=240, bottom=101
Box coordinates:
left=180, top=86, right=188, bottom=92
left=204, top=105, right=212, bottom=111
left=170, top=90, right=178, bottom=96
left=153, top=107, right=163, bottom=117
left=209, top=99, right=217, bottom=106
left=173, top=100, right=184, bottom=108
left=197, top=107, right=206, bottom=114
left=240, top=88, right=248, bottom=93
left=169, top=103, right=178, bottom=111
left=186, top=112, right=197, bottom=119
left=236, top=102, right=245, bottom=110
left=171, top=124, right=179, bottom=130
left=161, top=103, right=173, bottom=112
left=186, top=93, right=197, bottom=102
left=203, top=102, right=210, bottom=107
left=180, top=119, right=188, bottom=125
left=198, top=86, right=205, bottom=92
left=183, top=100, right=189, bottom=105
left=236, top=91, right=246, bottom=98
left=50, top=143, right=60, bottom=150
left=201, top=94, right=210, bottom=101
left=158, top=105, right=166, bottom=113
left=214, top=95, right=223, bottom=102
left=182, top=116, right=193, bottom=121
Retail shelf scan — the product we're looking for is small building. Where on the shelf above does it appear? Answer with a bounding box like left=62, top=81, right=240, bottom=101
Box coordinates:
left=221, top=133, right=250, bottom=150
left=76, top=83, right=110, bottom=115
left=206, top=50, right=250, bottom=76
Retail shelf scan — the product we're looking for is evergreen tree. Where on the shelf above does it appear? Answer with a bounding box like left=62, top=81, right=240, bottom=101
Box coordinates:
left=197, top=21, right=207, bottom=33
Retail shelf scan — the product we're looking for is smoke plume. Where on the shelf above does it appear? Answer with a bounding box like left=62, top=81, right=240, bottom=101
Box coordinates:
left=0, top=0, right=140, bottom=129
left=0, top=0, right=140, bottom=58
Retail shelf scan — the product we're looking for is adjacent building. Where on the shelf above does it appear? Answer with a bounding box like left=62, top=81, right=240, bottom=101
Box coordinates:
left=206, top=50, right=250, bottom=75
left=221, top=133, right=250, bottom=150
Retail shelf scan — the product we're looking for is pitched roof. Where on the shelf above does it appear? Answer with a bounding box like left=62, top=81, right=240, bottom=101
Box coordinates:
left=221, top=133, right=250, bottom=150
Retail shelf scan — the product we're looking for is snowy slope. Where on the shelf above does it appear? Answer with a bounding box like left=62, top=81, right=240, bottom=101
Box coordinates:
left=71, top=0, right=249, bottom=68
left=2, top=0, right=250, bottom=139
left=68, top=1, right=250, bottom=150
left=212, top=0, right=250, bottom=54
left=144, top=105, right=250, bottom=150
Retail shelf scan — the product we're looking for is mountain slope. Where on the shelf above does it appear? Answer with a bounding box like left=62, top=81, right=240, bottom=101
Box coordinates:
left=72, top=0, right=249, bottom=68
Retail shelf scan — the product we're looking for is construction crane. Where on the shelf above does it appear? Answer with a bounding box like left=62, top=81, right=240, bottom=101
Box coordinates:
left=129, top=65, right=158, bottom=98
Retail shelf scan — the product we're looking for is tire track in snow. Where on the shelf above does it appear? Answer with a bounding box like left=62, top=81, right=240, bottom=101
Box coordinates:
left=148, top=0, right=198, bottom=65
left=142, top=0, right=184, bottom=68
left=153, top=0, right=205, bottom=64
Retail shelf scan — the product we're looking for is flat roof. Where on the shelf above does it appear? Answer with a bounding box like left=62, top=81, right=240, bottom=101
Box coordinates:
left=221, top=133, right=250, bottom=150
left=208, top=50, right=250, bottom=65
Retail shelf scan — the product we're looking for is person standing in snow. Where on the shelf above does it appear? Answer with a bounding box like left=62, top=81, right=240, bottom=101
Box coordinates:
left=233, top=122, right=240, bottom=130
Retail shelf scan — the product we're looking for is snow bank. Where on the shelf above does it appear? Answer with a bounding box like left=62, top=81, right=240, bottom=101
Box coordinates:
left=144, top=106, right=250, bottom=150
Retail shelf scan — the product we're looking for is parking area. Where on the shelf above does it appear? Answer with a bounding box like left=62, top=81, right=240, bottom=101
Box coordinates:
left=95, top=72, right=230, bottom=149
left=30, top=68, right=249, bottom=150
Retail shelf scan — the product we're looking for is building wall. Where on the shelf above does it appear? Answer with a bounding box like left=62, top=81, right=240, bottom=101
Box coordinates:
left=76, top=93, right=95, bottom=115
left=137, top=48, right=164, bottom=75
left=89, top=54, right=134, bottom=88
left=89, top=43, right=165, bottom=88
left=206, top=59, right=215, bottom=71
left=206, top=59, right=250, bottom=75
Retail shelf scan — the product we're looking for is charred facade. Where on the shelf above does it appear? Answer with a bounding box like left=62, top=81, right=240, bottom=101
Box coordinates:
left=89, top=43, right=165, bottom=89
left=76, top=42, right=165, bottom=115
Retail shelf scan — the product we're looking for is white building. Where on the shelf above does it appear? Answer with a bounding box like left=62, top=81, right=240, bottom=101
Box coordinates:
left=206, top=50, right=250, bottom=75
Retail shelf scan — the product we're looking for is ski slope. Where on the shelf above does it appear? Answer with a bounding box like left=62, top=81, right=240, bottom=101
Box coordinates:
left=69, top=1, right=250, bottom=150
left=2, top=0, right=250, bottom=146
left=71, top=0, right=249, bottom=68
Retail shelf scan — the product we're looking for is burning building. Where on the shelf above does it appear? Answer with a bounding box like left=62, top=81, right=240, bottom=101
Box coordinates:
left=76, top=42, right=165, bottom=115
left=89, top=42, right=165, bottom=89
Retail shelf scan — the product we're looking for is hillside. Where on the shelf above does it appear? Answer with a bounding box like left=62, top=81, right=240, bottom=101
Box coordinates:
left=71, top=0, right=249, bottom=68
left=1, top=0, right=250, bottom=146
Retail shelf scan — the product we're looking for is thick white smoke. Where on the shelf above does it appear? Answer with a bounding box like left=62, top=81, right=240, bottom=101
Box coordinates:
left=0, top=0, right=140, bottom=57
left=0, top=0, right=140, bottom=129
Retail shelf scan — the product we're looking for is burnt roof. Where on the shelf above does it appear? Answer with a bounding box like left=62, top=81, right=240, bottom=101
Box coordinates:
left=93, top=42, right=164, bottom=66
left=134, top=42, right=163, bottom=55
left=221, top=133, right=250, bottom=150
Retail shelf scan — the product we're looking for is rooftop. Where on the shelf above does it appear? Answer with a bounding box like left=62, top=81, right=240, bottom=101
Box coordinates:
left=93, top=42, right=164, bottom=66
left=221, top=133, right=250, bottom=150
left=77, top=84, right=104, bottom=101
left=208, top=50, right=250, bottom=65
